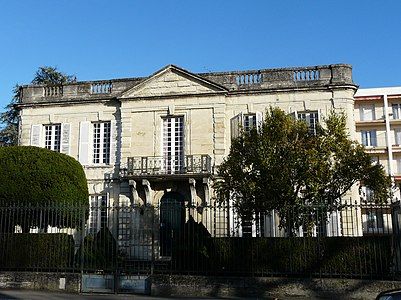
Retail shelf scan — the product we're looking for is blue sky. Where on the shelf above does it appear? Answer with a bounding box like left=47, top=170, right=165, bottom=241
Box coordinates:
left=1, top=1, right=400, bottom=110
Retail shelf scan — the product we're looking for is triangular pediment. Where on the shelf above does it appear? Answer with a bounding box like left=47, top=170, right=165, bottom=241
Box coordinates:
left=120, top=65, right=227, bottom=98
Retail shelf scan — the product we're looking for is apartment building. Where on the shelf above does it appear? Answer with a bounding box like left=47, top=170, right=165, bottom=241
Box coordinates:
left=17, top=64, right=357, bottom=247
left=354, top=87, right=401, bottom=235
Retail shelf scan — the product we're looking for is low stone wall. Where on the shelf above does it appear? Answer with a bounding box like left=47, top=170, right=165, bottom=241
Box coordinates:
left=2, top=272, right=401, bottom=298
left=0, top=272, right=80, bottom=293
left=150, top=275, right=401, bottom=299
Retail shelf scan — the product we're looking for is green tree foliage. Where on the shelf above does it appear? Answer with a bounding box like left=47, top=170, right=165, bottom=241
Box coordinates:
left=215, top=108, right=392, bottom=234
left=0, top=146, right=89, bottom=232
left=31, top=66, right=76, bottom=85
left=0, top=67, right=76, bottom=146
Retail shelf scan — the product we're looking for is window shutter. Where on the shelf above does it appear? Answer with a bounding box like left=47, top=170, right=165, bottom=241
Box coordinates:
left=230, top=113, right=243, bottom=140
left=30, top=124, right=42, bottom=147
left=255, top=111, right=263, bottom=132
left=79, top=121, right=91, bottom=165
left=110, top=120, right=118, bottom=165
left=61, top=123, right=71, bottom=155
left=289, top=110, right=298, bottom=120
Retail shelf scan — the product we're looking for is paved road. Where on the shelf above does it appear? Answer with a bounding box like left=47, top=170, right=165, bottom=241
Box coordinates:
left=0, top=290, right=217, bottom=300
left=0, top=289, right=283, bottom=300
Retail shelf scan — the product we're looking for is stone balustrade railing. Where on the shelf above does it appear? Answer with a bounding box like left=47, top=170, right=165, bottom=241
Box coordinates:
left=19, top=64, right=353, bottom=104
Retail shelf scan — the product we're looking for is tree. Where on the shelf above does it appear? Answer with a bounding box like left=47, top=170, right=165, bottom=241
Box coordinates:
left=0, top=146, right=89, bottom=232
left=0, top=67, right=76, bottom=146
left=215, top=108, right=392, bottom=235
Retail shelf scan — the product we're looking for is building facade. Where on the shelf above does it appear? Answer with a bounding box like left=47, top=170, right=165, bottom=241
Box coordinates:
left=17, top=64, right=358, bottom=245
left=355, top=87, right=401, bottom=235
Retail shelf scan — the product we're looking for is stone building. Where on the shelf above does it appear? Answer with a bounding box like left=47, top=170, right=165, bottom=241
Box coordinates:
left=17, top=64, right=358, bottom=249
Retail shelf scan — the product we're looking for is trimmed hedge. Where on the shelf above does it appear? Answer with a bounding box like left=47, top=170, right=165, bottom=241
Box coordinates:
left=172, top=236, right=392, bottom=277
left=0, top=146, right=89, bottom=230
left=0, top=233, right=75, bottom=271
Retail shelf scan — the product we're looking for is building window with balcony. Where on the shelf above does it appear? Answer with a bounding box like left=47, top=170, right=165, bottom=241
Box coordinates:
left=361, top=130, right=377, bottom=147
left=392, top=103, right=401, bottom=119
left=44, top=124, right=61, bottom=152
left=297, top=111, right=319, bottom=135
left=359, top=105, right=376, bottom=121
left=93, top=122, right=111, bottom=164
left=163, top=116, right=184, bottom=173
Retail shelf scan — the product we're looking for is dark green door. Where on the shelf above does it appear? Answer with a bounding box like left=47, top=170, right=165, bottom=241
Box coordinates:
left=160, top=192, right=184, bottom=256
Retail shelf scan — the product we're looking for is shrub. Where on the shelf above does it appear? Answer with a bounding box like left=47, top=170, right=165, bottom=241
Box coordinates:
left=0, top=233, right=75, bottom=270
left=0, top=146, right=89, bottom=231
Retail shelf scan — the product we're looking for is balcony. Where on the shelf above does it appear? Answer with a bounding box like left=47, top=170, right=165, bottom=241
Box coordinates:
left=120, top=155, right=212, bottom=179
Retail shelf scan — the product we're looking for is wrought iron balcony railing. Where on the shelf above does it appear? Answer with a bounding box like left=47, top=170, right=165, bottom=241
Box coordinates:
left=120, top=155, right=212, bottom=177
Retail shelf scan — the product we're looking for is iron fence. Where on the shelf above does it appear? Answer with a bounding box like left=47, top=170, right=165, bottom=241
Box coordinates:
left=0, top=201, right=399, bottom=279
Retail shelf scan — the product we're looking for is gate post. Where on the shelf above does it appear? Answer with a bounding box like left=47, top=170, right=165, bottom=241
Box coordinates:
left=151, top=205, right=155, bottom=275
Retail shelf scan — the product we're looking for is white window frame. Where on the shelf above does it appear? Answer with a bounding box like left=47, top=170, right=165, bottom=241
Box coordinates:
left=93, top=121, right=111, bottom=165
left=162, top=116, right=185, bottom=173
left=359, top=105, right=376, bottom=121
left=297, top=111, right=319, bottom=135
left=393, top=103, right=401, bottom=120
left=244, top=113, right=257, bottom=132
left=395, top=128, right=401, bottom=145
left=44, top=124, right=62, bottom=152
left=361, top=130, right=377, bottom=147
left=361, top=186, right=374, bottom=202
left=230, top=111, right=263, bottom=140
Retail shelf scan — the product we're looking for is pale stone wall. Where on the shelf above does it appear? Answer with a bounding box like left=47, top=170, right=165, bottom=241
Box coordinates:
left=19, top=101, right=120, bottom=206
left=18, top=64, right=359, bottom=238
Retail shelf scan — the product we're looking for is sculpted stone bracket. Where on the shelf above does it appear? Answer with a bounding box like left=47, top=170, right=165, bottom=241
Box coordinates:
left=203, top=177, right=211, bottom=206
left=129, top=180, right=140, bottom=205
left=142, top=179, right=153, bottom=205
left=189, top=178, right=196, bottom=206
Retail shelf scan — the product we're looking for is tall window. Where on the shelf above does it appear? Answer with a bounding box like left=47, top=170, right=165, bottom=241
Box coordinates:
left=393, top=104, right=401, bottom=119
left=297, top=111, right=319, bottom=135
left=93, top=122, right=111, bottom=164
left=359, top=105, right=375, bottom=121
left=361, top=130, right=377, bottom=146
left=366, top=210, right=384, bottom=232
left=89, top=195, right=108, bottom=235
left=44, top=124, right=61, bottom=152
left=163, top=116, right=184, bottom=173
left=395, top=129, right=401, bottom=145
left=244, top=114, right=257, bottom=132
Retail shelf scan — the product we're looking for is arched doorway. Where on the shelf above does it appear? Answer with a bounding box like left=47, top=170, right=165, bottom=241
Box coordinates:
left=160, top=192, right=185, bottom=256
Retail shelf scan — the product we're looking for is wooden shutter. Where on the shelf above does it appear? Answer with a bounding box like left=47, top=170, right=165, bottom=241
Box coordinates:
left=30, top=124, right=42, bottom=147
left=61, top=123, right=71, bottom=155
left=230, top=113, right=243, bottom=140
left=289, top=110, right=298, bottom=120
left=255, top=111, right=263, bottom=132
left=79, top=121, right=91, bottom=165
left=109, top=120, right=118, bottom=165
